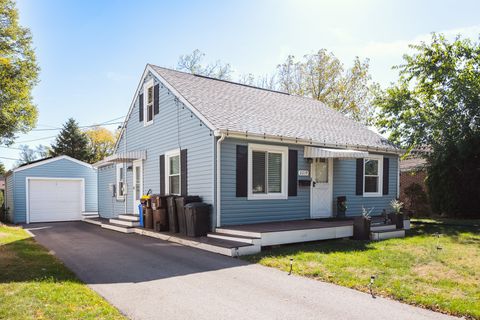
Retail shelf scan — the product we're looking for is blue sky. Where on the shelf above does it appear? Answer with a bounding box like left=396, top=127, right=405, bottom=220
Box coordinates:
left=2, top=0, right=480, bottom=169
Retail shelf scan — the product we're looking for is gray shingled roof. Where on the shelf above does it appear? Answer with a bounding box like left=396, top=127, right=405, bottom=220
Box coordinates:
left=400, top=157, right=427, bottom=172
left=151, top=65, right=399, bottom=152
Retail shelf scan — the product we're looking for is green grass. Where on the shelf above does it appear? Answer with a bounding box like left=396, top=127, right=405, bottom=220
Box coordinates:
left=244, top=220, right=480, bottom=319
left=0, top=225, right=126, bottom=320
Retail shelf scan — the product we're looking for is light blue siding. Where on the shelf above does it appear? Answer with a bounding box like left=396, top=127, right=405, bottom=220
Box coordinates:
left=333, top=156, right=398, bottom=216
left=98, top=72, right=215, bottom=218
left=10, top=158, right=98, bottom=224
left=220, top=138, right=310, bottom=226
left=5, top=173, right=14, bottom=222
left=220, top=138, right=399, bottom=225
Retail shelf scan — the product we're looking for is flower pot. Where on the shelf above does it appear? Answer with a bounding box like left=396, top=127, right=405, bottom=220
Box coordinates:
left=353, top=216, right=371, bottom=240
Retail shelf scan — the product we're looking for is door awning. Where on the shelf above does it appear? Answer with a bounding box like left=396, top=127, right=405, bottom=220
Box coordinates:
left=93, top=150, right=147, bottom=167
left=304, top=146, right=368, bottom=159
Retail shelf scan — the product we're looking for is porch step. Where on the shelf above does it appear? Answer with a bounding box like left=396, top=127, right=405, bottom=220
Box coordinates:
left=83, top=217, right=103, bottom=226
left=118, top=214, right=140, bottom=222
left=82, top=212, right=99, bottom=219
left=371, top=224, right=396, bottom=232
left=101, top=222, right=135, bottom=234
left=215, top=227, right=262, bottom=239
left=109, top=218, right=140, bottom=227
left=370, top=229, right=405, bottom=241
left=207, top=232, right=261, bottom=245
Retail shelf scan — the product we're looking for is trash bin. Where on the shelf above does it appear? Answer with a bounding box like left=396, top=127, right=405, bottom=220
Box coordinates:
left=336, top=196, right=347, bottom=218
left=166, top=196, right=178, bottom=233
left=151, top=194, right=167, bottom=210
left=175, top=196, right=202, bottom=235
left=184, top=202, right=211, bottom=237
left=153, top=208, right=168, bottom=231
left=144, top=208, right=153, bottom=229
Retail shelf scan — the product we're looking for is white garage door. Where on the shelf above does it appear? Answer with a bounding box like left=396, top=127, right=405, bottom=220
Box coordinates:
left=28, top=179, right=83, bottom=223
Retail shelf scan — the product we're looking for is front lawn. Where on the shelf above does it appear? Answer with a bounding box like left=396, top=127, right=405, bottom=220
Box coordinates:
left=0, top=224, right=125, bottom=320
left=244, top=220, right=480, bottom=319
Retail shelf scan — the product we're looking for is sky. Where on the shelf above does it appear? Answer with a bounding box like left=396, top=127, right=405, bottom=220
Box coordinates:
left=2, top=0, right=480, bottom=169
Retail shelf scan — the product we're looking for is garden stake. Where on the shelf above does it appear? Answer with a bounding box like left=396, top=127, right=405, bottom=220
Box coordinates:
left=368, top=275, right=376, bottom=298
left=434, top=233, right=443, bottom=251
left=288, top=258, right=293, bottom=275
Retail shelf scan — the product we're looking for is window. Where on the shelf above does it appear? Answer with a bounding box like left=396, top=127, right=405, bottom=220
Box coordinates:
left=144, top=80, right=154, bottom=125
left=248, top=144, right=288, bottom=200
left=363, top=155, right=383, bottom=196
left=116, top=163, right=126, bottom=200
left=165, top=149, right=181, bottom=195
left=314, top=158, right=328, bottom=183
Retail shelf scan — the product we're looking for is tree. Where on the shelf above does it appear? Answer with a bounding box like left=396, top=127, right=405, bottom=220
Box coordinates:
left=0, top=0, right=40, bottom=145
left=177, top=49, right=232, bottom=80
left=85, top=126, right=116, bottom=163
left=0, top=162, right=5, bottom=175
left=275, top=51, right=377, bottom=125
left=16, top=144, right=37, bottom=166
left=50, top=118, right=91, bottom=162
left=374, top=33, right=480, bottom=217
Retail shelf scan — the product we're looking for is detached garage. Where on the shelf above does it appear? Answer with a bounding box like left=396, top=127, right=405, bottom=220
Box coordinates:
left=4, top=156, right=97, bottom=224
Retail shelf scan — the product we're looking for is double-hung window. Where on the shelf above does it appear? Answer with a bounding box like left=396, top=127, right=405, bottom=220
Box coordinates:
left=116, top=163, right=125, bottom=200
left=165, top=149, right=181, bottom=195
left=144, top=80, right=154, bottom=126
left=248, top=144, right=288, bottom=200
left=363, top=155, right=383, bottom=197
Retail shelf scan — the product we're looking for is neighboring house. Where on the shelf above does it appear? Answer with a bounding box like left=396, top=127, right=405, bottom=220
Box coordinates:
left=4, top=156, right=98, bottom=224
left=0, top=175, right=5, bottom=209
left=399, top=156, right=430, bottom=213
left=94, top=64, right=401, bottom=228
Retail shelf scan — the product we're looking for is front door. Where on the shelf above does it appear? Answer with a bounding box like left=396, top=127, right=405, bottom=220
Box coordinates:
left=310, top=158, right=333, bottom=218
left=132, top=160, right=143, bottom=215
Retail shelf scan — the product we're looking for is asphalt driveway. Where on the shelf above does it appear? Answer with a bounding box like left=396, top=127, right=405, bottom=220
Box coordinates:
left=26, top=222, right=457, bottom=320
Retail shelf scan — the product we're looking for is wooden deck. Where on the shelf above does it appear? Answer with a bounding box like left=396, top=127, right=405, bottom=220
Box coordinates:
left=221, top=219, right=354, bottom=233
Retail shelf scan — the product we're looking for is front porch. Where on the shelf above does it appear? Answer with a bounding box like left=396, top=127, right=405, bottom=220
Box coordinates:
left=84, top=215, right=406, bottom=257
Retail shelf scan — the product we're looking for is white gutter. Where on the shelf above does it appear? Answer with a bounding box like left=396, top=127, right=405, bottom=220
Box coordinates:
left=215, top=133, right=226, bottom=228
left=215, top=130, right=403, bottom=155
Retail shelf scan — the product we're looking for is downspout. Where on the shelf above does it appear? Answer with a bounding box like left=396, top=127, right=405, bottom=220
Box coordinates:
left=396, top=156, right=400, bottom=199
left=216, top=133, right=226, bottom=228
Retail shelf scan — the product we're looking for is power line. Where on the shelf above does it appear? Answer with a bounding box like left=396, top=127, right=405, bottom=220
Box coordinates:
left=0, top=156, right=20, bottom=161
left=0, top=145, right=23, bottom=151
left=15, top=135, right=57, bottom=143
left=31, top=116, right=126, bottom=131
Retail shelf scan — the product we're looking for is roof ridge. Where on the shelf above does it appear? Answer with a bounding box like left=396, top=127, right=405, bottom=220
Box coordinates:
left=149, top=64, right=290, bottom=95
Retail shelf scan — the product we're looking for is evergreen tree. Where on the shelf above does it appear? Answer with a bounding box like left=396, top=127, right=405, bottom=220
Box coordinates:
left=50, top=118, right=91, bottom=162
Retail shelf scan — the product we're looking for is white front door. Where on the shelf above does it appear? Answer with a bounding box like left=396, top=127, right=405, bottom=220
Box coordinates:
left=132, top=160, right=143, bottom=215
left=310, top=158, right=333, bottom=218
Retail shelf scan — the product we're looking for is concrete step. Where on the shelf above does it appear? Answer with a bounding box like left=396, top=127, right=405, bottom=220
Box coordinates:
left=101, top=222, right=135, bottom=234
left=118, top=214, right=140, bottom=222
left=82, top=212, right=99, bottom=219
left=109, top=218, right=140, bottom=227
left=371, top=224, right=396, bottom=232
left=83, top=218, right=103, bottom=226
left=215, top=227, right=262, bottom=239
left=371, top=229, right=405, bottom=241
left=207, top=232, right=260, bottom=245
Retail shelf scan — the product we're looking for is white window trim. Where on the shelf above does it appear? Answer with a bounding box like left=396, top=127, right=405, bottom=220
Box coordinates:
left=247, top=143, right=288, bottom=200
left=116, top=163, right=126, bottom=200
left=363, top=154, right=383, bottom=197
left=165, top=148, right=181, bottom=196
left=143, top=79, right=154, bottom=126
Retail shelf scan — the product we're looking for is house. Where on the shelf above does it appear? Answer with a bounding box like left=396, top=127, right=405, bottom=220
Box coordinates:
left=94, top=64, right=401, bottom=232
left=399, top=155, right=430, bottom=214
left=4, top=155, right=98, bottom=224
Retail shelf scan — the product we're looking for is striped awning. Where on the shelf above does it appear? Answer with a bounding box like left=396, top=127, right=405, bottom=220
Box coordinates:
left=93, top=150, right=147, bottom=167
left=304, top=146, right=368, bottom=159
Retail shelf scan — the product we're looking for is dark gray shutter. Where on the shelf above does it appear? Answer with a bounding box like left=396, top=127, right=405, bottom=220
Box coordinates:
left=236, top=145, right=248, bottom=197
left=159, top=155, right=165, bottom=195
left=153, top=84, right=160, bottom=115
left=383, top=157, right=390, bottom=195
left=355, top=158, right=364, bottom=196
left=139, top=93, right=144, bottom=122
left=288, top=149, right=298, bottom=196
left=181, top=149, right=187, bottom=196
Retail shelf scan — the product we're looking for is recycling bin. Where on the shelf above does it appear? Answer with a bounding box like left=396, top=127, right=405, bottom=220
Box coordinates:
left=184, top=202, right=211, bottom=237
left=175, top=196, right=202, bottom=235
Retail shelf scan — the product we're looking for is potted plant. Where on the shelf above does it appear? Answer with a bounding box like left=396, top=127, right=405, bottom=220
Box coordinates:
left=388, top=199, right=404, bottom=229
left=353, top=207, right=373, bottom=240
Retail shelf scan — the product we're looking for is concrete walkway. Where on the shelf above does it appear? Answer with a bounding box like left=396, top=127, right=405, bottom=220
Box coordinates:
left=26, top=222, right=457, bottom=320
